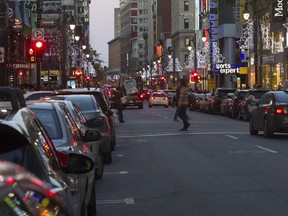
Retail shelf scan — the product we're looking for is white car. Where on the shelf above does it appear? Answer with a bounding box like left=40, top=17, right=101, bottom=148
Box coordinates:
left=148, top=92, right=169, bottom=108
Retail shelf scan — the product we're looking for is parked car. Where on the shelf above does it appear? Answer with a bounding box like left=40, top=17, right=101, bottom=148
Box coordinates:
left=238, top=89, right=270, bottom=121
left=148, top=92, right=169, bottom=108
left=199, top=93, right=212, bottom=113
left=227, top=89, right=248, bottom=119
left=53, top=88, right=116, bottom=150
left=220, top=92, right=233, bottom=116
left=249, top=91, right=288, bottom=138
left=209, top=88, right=236, bottom=114
left=50, top=94, right=113, bottom=164
left=27, top=99, right=99, bottom=215
left=189, top=93, right=206, bottom=111
left=24, top=90, right=53, bottom=100
left=0, top=87, right=95, bottom=216
left=0, top=160, right=70, bottom=216
left=48, top=99, right=104, bottom=180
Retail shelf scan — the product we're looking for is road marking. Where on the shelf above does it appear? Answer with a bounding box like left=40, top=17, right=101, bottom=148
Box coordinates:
left=104, top=171, right=129, bottom=175
left=254, top=145, right=278, bottom=153
left=226, top=135, right=238, bottom=139
left=97, top=197, right=135, bottom=205
left=114, top=154, right=124, bottom=157
left=229, top=151, right=265, bottom=154
left=118, top=131, right=248, bottom=138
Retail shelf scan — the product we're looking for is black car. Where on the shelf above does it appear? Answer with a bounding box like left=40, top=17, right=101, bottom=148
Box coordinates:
left=249, top=91, right=288, bottom=138
left=0, top=87, right=95, bottom=216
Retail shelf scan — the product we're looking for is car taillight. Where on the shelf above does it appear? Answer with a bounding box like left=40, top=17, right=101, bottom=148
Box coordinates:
left=164, top=97, right=168, bottom=100
left=139, top=94, right=144, bottom=99
left=57, top=151, right=68, bottom=167
left=274, top=106, right=287, bottom=115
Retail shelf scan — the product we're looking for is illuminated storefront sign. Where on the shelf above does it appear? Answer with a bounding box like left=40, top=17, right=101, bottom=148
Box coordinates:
left=214, top=63, right=246, bottom=74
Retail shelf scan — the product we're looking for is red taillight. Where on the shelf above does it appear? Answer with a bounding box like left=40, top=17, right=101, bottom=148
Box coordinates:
left=6, top=177, right=15, bottom=185
left=275, top=106, right=283, bottom=114
left=139, top=94, right=144, bottom=99
left=57, top=151, right=68, bottom=167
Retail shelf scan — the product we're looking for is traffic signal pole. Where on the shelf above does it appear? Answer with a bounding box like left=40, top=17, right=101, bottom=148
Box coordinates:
left=36, top=0, right=41, bottom=90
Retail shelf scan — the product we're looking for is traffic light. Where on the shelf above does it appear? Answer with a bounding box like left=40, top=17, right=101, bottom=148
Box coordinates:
left=28, top=47, right=35, bottom=62
left=34, top=40, right=45, bottom=62
left=18, top=70, right=23, bottom=77
left=85, top=75, right=90, bottom=82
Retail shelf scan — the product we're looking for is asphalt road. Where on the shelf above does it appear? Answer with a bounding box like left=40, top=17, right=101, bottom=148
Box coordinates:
left=96, top=102, right=288, bottom=216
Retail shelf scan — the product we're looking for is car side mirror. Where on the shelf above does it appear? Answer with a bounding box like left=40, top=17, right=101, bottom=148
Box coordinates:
left=58, top=151, right=94, bottom=174
left=84, top=129, right=101, bottom=142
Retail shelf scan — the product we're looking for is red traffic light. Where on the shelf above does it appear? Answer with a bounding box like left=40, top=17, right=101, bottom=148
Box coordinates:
left=18, top=71, right=23, bottom=76
left=35, top=41, right=43, bottom=49
left=85, top=75, right=90, bottom=81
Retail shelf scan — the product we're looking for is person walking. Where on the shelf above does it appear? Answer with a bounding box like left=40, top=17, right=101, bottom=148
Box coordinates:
left=112, top=86, right=125, bottom=123
left=176, top=79, right=190, bottom=131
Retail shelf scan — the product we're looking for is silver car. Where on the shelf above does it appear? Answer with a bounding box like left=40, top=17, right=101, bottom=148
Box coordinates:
left=27, top=100, right=99, bottom=215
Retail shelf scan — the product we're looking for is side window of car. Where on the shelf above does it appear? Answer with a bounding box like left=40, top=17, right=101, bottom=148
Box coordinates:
left=61, top=106, right=82, bottom=141
left=30, top=117, right=61, bottom=172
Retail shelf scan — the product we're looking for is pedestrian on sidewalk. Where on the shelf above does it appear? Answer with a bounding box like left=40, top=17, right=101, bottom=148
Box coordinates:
left=176, top=79, right=190, bottom=131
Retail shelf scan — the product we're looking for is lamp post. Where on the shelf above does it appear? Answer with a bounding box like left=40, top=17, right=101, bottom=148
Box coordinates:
left=188, top=36, right=197, bottom=91
left=243, top=2, right=261, bottom=88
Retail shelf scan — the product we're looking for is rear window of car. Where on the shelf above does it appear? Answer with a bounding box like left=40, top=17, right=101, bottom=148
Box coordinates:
left=31, top=109, right=63, bottom=140
left=254, top=91, right=268, bottom=99
left=66, top=97, right=99, bottom=111
left=153, top=93, right=166, bottom=97
left=276, top=92, right=288, bottom=103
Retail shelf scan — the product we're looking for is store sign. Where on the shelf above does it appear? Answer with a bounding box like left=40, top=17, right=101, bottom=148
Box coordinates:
left=214, top=63, right=246, bottom=75
left=272, top=0, right=286, bottom=22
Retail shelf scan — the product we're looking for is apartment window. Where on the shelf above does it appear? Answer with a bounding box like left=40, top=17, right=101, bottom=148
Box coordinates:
left=184, top=19, right=189, bottom=29
left=185, top=37, right=190, bottom=46
left=184, top=1, right=189, bottom=11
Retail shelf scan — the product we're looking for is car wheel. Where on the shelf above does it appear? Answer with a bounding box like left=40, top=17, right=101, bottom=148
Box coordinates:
left=87, top=180, right=97, bottom=215
left=103, top=151, right=112, bottom=164
left=95, top=153, right=104, bottom=180
left=165, top=105, right=168, bottom=108
left=231, top=110, right=236, bottom=119
left=264, top=118, right=273, bottom=138
left=149, top=104, right=152, bottom=108
left=138, top=104, right=143, bottom=109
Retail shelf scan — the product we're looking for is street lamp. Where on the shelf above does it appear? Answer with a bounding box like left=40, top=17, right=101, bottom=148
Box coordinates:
left=188, top=37, right=198, bottom=91
left=243, top=2, right=261, bottom=88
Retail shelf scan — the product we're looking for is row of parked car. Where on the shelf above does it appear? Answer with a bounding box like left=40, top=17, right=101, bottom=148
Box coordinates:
left=190, top=87, right=288, bottom=138
left=0, top=87, right=117, bottom=215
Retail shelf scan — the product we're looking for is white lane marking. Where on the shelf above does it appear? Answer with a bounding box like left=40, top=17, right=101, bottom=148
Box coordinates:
left=118, top=131, right=248, bottom=138
left=254, top=145, right=278, bottom=153
left=114, top=154, right=124, bottom=157
left=226, top=135, right=238, bottom=139
left=97, top=197, right=135, bottom=205
left=104, top=171, right=129, bottom=175
left=229, top=151, right=265, bottom=154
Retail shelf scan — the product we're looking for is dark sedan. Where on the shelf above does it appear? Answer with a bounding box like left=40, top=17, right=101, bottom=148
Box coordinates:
left=249, top=91, right=288, bottom=138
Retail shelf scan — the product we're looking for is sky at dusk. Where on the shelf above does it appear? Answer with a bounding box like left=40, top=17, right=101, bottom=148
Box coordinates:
left=90, top=0, right=119, bottom=67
